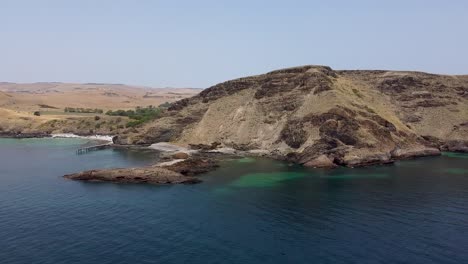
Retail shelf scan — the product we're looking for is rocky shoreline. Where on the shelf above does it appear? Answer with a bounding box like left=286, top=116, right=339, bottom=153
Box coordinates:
left=0, top=131, right=52, bottom=138
left=63, top=139, right=468, bottom=185
left=3, top=132, right=467, bottom=185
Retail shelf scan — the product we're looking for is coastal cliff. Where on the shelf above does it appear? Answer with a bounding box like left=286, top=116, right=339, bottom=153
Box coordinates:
left=114, top=65, right=468, bottom=168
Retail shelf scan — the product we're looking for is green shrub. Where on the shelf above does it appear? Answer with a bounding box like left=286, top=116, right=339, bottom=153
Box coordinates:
left=126, top=120, right=145, bottom=128
left=107, top=106, right=162, bottom=126
left=65, top=107, right=103, bottom=113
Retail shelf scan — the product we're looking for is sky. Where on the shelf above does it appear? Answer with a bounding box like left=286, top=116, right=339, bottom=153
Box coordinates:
left=1, top=0, right=467, bottom=88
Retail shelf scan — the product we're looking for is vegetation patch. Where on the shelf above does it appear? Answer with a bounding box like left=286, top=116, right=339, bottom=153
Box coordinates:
left=106, top=106, right=163, bottom=128
left=64, top=107, right=104, bottom=114
left=38, top=104, right=59, bottom=109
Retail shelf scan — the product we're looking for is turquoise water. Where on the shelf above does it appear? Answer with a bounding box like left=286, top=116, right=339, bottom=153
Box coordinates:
left=1, top=138, right=468, bottom=264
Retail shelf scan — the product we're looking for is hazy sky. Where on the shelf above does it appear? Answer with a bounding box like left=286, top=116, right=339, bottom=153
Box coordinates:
left=1, top=0, right=467, bottom=88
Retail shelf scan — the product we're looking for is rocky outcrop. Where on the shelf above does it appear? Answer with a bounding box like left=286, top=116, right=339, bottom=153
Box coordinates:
left=189, top=142, right=221, bottom=150
left=303, top=155, right=337, bottom=168
left=441, top=140, right=468, bottom=153
left=390, top=147, right=441, bottom=159
left=64, top=153, right=224, bottom=185
left=64, top=167, right=200, bottom=185
left=338, top=152, right=394, bottom=167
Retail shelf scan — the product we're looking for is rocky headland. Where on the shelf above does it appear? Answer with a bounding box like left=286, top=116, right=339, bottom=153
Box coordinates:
left=112, top=66, right=467, bottom=167
left=55, top=65, right=468, bottom=184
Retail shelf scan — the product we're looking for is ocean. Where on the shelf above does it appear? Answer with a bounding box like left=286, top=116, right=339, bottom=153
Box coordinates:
left=1, top=138, right=467, bottom=264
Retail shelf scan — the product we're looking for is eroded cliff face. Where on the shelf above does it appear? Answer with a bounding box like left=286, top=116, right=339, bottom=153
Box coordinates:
left=116, top=66, right=468, bottom=167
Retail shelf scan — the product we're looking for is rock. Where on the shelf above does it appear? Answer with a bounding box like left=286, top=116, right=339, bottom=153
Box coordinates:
left=172, top=152, right=189, bottom=159
left=64, top=167, right=200, bottom=185
left=441, top=140, right=468, bottom=153
left=159, top=157, right=220, bottom=176
left=189, top=142, right=221, bottom=150
left=210, top=147, right=237, bottom=155
left=297, top=138, right=341, bottom=164
left=303, top=155, right=337, bottom=168
left=378, top=75, right=423, bottom=93
left=279, top=120, right=307, bottom=148
left=149, top=142, right=192, bottom=153
left=338, top=152, right=393, bottom=167
left=391, top=147, right=441, bottom=159
left=414, top=99, right=450, bottom=108
left=420, top=135, right=444, bottom=148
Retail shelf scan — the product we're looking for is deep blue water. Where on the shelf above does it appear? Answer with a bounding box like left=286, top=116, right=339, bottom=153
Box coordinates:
left=1, top=138, right=468, bottom=264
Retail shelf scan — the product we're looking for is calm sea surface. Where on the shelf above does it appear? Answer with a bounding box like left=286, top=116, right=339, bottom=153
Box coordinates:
left=1, top=138, right=468, bottom=264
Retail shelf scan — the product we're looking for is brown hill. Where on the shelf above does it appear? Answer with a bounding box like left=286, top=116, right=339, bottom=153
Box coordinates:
left=115, top=65, right=468, bottom=167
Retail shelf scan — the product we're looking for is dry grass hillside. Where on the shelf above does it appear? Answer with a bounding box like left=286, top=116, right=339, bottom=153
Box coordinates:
left=115, top=65, right=468, bottom=167
left=0, top=82, right=199, bottom=111
left=0, top=82, right=199, bottom=135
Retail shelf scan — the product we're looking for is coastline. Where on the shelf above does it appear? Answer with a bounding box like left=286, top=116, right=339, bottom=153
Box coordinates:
left=0, top=132, right=114, bottom=143
left=63, top=141, right=468, bottom=185
left=2, top=134, right=467, bottom=185
left=0, top=132, right=52, bottom=139
left=51, top=133, right=114, bottom=143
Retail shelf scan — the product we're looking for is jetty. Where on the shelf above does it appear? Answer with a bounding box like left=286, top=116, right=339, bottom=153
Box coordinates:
left=76, top=143, right=113, bottom=154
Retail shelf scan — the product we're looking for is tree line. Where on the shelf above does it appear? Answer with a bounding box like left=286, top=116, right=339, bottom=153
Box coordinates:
left=64, top=107, right=104, bottom=114
left=106, top=106, right=162, bottom=127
